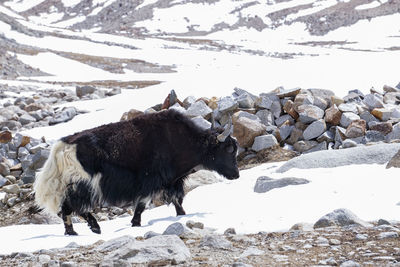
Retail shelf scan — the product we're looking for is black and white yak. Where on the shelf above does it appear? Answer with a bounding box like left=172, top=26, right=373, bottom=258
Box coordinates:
left=34, top=109, right=239, bottom=235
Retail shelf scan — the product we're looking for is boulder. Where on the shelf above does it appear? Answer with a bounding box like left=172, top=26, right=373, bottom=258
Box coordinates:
left=0, top=130, right=12, bottom=143
left=199, top=235, right=232, bottom=250
left=255, top=110, right=274, bottom=126
left=338, top=103, right=358, bottom=114
left=76, top=86, right=95, bottom=97
left=218, top=96, right=238, bottom=113
left=368, top=121, right=392, bottom=135
left=255, top=95, right=273, bottom=109
left=293, top=140, right=318, bottom=153
left=104, top=235, right=190, bottom=264
left=163, top=222, right=194, bottom=238
left=303, top=119, right=326, bottom=140
left=314, top=208, right=371, bottom=228
left=363, top=94, right=384, bottom=109
left=386, top=149, right=400, bottom=169
left=191, top=116, right=211, bottom=130
left=276, top=87, right=301, bottom=98
left=254, top=176, right=309, bottom=193
left=49, top=107, right=77, bottom=125
left=19, top=114, right=36, bottom=125
left=184, top=170, right=222, bottom=193
left=297, top=105, right=324, bottom=124
left=340, top=112, right=360, bottom=128
left=251, top=135, right=278, bottom=152
left=345, top=120, right=366, bottom=138
left=237, top=93, right=255, bottom=108
left=233, top=117, right=266, bottom=147
left=186, top=100, right=212, bottom=119
left=120, top=109, right=143, bottom=121
left=371, top=108, right=392, bottom=121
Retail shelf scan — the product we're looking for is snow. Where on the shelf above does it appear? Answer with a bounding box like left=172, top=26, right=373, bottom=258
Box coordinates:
left=61, top=0, right=82, bottom=8
left=0, top=162, right=399, bottom=254
left=355, top=0, right=385, bottom=10
left=3, top=0, right=46, bottom=13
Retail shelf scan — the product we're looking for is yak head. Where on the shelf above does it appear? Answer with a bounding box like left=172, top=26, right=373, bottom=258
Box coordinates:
left=203, top=118, right=240, bottom=180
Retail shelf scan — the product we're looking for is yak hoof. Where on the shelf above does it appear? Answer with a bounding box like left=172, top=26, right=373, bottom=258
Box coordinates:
left=131, top=221, right=141, bottom=227
left=90, top=227, right=101, bottom=234
left=65, top=229, right=78, bottom=236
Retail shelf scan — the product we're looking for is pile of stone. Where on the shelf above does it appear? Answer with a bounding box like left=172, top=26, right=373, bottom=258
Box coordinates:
left=0, top=131, right=50, bottom=208
left=0, top=84, right=121, bottom=131
left=146, top=84, right=400, bottom=156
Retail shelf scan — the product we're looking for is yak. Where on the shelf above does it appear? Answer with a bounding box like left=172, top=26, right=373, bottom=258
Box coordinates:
left=34, top=109, right=239, bottom=235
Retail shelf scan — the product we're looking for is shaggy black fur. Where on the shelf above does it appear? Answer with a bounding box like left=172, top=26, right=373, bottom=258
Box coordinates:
left=60, top=109, right=239, bottom=235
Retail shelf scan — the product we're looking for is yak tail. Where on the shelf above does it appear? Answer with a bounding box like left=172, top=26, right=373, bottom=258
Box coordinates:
left=34, top=141, right=91, bottom=214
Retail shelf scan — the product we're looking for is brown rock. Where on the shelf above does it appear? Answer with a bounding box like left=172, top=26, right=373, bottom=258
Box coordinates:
left=293, top=94, right=313, bottom=112
left=208, top=97, right=218, bottom=110
left=24, top=103, right=44, bottom=112
left=0, top=131, right=12, bottom=143
left=233, top=117, right=266, bottom=147
left=286, top=127, right=303, bottom=145
left=371, top=108, right=392, bottom=121
left=369, top=122, right=393, bottom=135
left=19, top=136, right=30, bottom=147
left=283, top=100, right=299, bottom=120
left=345, top=120, right=366, bottom=138
left=325, top=105, right=342, bottom=126
left=330, top=95, right=344, bottom=106
left=120, top=109, right=144, bottom=121
left=276, top=87, right=301, bottom=98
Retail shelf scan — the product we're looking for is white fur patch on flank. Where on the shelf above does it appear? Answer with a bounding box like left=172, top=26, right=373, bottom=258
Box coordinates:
left=34, top=141, right=91, bottom=214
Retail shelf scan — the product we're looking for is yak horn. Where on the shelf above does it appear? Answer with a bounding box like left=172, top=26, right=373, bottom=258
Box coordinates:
left=217, top=117, right=232, bottom=142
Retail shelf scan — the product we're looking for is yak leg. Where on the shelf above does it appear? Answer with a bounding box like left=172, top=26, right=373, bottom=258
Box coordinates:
left=80, top=212, right=101, bottom=234
left=131, top=201, right=146, bottom=227
left=61, top=203, right=78, bottom=236
left=172, top=180, right=186, bottom=216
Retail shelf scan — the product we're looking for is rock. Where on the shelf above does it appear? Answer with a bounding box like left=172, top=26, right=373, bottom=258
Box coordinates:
left=340, top=112, right=360, bottom=128
left=340, top=260, right=361, bottom=267
left=386, top=149, right=400, bottom=169
left=251, top=135, right=278, bottom=152
left=240, top=247, right=264, bottom=257
left=224, top=228, right=236, bottom=235
left=383, top=92, right=400, bottom=104
left=277, top=87, right=301, bottom=98
left=14, top=133, right=30, bottom=147
left=163, top=222, right=194, bottom=237
left=255, top=110, right=274, bottom=126
left=303, top=119, right=326, bottom=140
left=314, top=208, right=371, bottom=228
left=290, top=222, right=314, bottom=231
left=277, top=124, right=294, bottom=141
left=338, top=103, right=358, bottom=114
left=19, top=113, right=36, bottom=125
left=186, top=220, right=204, bottom=230
left=293, top=140, right=318, bottom=153
left=363, top=94, right=384, bottom=109
left=49, top=107, right=77, bottom=125
left=186, top=100, right=212, bottom=119
left=199, top=235, right=232, bottom=250
left=364, top=130, right=385, bottom=143
left=377, top=218, right=390, bottom=225
left=2, top=184, right=20, bottom=194
left=233, top=117, right=266, bottom=147
left=386, top=123, right=400, bottom=142
left=218, top=96, right=238, bottom=113
left=30, top=148, right=50, bottom=170
left=270, top=100, right=282, bottom=118
left=76, top=86, right=95, bottom=97
left=237, top=93, right=255, bottom=108
left=313, top=96, right=328, bottom=110
left=0, top=162, right=10, bottom=176
left=342, top=139, right=358, bottom=148
left=191, top=116, right=211, bottom=130
left=0, top=120, right=22, bottom=130
left=345, top=120, right=366, bottom=138
left=183, top=96, right=196, bottom=109
left=232, top=111, right=260, bottom=124
left=277, top=143, right=400, bottom=172
left=297, top=105, right=324, bottom=124
left=308, top=88, right=335, bottom=105
left=184, top=170, right=222, bottom=193
left=60, top=261, right=77, bottom=267
left=0, top=175, right=8, bottom=187
left=286, top=127, right=303, bottom=145
left=120, top=109, right=143, bottom=121
left=255, top=95, right=273, bottom=109
left=378, top=232, right=399, bottom=239
left=369, top=121, right=393, bottom=135
left=316, top=131, right=334, bottom=143
left=144, top=231, right=160, bottom=239
left=355, top=233, right=368, bottom=240
left=371, top=108, right=392, bottom=121
left=293, top=94, right=313, bottom=111
left=0, top=130, right=12, bottom=143
left=304, top=141, right=327, bottom=153
left=254, top=176, right=309, bottom=193
left=282, top=100, right=298, bottom=120
left=275, top=115, right=294, bottom=127
left=97, top=236, right=137, bottom=252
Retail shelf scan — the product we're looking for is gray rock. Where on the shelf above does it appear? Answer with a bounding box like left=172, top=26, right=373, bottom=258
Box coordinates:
left=183, top=96, right=196, bottom=109
left=232, top=263, right=254, bottom=267
left=364, top=130, right=385, bottom=143
left=237, top=93, right=255, bottom=108
left=276, top=87, right=301, bottom=98
left=191, top=116, right=211, bottom=130
left=144, top=231, right=160, bottom=239
left=163, top=222, right=193, bottom=237
left=185, top=170, right=222, bottom=192
left=255, top=95, right=273, bottom=109
left=363, top=94, right=384, bottom=109
left=297, top=104, right=324, bottom=124
left=49, top=107, right=77, bottom=125
left=30, top=148, right=50, bottom=170
left=386, top=123, right=400, bottom=142
left=312, top=96, right=328, bottom=110
left=342, top=139, right=358, bottom=148
left=377, top=219, right=391, bottom=225
left=105, top=235, right=190, bottom=264
left=0, top=162, right=10, bottom=176
left=19, top=113, right=36, bottom=125
left=340, top=260, right=360, bottom=267
left=0, top=175, right=7, bottom=187
left=278, top=124, right=294, bottom=141
left=316, top=131, right=334, bottom=143
left=199, top=235, right=232, bottom=250
left=355, top=233, right=368, bottom=240
left=255, top=110, right=274, bottom=126
left=252, top=135, right=278, bottom=152
left=186, top=100, right=212, bottom=118
left=293, top=140, right=318, bottom=153
left=303, top=141, right=327, bottom=153
left=303, top=119, right=326, bottom=140
left=270, top=100, right=282, bottom=118
left=360, top=110, right=379, bottom=124
left=224, top=228, right=236, bottom=235
left=2, top=184, right=20, bottom=194
left=218, top=96, right=238, bottom=113
left=275, top=115, right=294, bottom=127
left=240, top=247, right=264, bottom=257
left=76, top=86, right=95, bottom=97
left=186, top=220, right=204, bottom=230
left=338, top=103, right=358, bottom=114
left=60, top=261, right=77, bottom=267
left=233, top=111, right=260, bottom=123
left=277, top=143, right=400, bottom=172
left=97, top=236, right=136, bottom=252
left=340, top=112, right=360, bottom=128
left=314, top=208, right=371, bottom=228
left=378, top=231, right=399, bottom=239
left=254, top=176, right=309, bottom=193
left=18, top=147, right=30, bottom=159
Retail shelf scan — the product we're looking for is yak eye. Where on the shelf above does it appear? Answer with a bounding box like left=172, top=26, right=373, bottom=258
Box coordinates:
left=226, top=145, right=234, bottom=154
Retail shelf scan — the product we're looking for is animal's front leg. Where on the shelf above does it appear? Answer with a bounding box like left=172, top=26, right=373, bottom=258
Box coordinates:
left=131, top=202, right=146, bottom=227
left=173, top=196, right=186, bottom=216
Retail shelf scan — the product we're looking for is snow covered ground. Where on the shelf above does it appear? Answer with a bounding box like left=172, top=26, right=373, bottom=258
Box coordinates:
left=0, top=162, right=400, bottom=255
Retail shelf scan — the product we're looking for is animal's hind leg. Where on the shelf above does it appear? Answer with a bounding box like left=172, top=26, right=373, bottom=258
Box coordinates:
left=131, top=201, right=146, bottom=227
left=61, top=202, right=78, bottom=236
left=172, top=180, right=186, bottom=216
left=80, top=212, right=101, bottom=234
